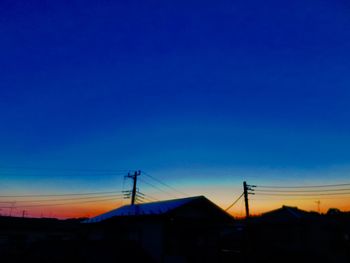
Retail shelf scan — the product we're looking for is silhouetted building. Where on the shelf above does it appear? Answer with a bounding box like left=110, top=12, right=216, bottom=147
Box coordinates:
left=246, top=205, right=350, bottom=263
left=84, top=196, right=235, bottom=262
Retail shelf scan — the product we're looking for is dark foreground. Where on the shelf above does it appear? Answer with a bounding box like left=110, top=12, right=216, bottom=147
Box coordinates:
left=0, top=210, right=349, bottom=263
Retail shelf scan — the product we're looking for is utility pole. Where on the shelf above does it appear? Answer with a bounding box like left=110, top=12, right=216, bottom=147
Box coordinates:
left=243, top=181, right=256, bottom=219
left=315, top=200, right=321, bottom=213
left=22, top=210, right=27, bottom=218
left=243, top=181, right=249, bottom=218
left=126, top=170, right=141, bottom=205
left=9, top=202, right=16, bottom=217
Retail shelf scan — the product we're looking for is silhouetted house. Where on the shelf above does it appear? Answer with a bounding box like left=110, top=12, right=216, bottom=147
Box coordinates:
left=261, top=205, right=319, bottom=221
left=246, top=206, right=335, bottom=262
left=261, top=205, right=322, bottom=248
left=84, top=196, right=235, bottom=263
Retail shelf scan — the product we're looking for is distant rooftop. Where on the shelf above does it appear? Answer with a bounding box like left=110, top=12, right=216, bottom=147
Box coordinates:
left=260, top=205, right=319, bottom=222
left=84, top=196, right=206, bottom=223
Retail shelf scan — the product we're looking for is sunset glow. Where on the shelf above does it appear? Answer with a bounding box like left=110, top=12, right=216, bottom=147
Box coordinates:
left=1, top=0, right=350, bottom=219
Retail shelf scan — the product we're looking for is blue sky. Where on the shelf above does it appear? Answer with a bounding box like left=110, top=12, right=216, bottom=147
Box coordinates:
left=1, top=0, right=350, bottom=214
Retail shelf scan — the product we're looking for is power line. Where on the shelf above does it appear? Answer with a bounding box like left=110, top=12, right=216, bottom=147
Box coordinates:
left=143, top=193, right=160, bottom=202
left=0, top=172, right=127, bottom=176
left=0, top=197, right=122, bottom=208
left=139, top=178, right=177, bottom=198
left=0, top=166, right=131, bottom=173
left=251, top=195, right=350, bottom=201
left=246, top=181, right=350, bottom=213
left=256, top=183, right=350, bottom=189
left=255, top=188, right=350, bottom=193
left=225, top=193, right=244, bottom=211
left=142, top=171, right=188, bottom=196
left=0, top=190, right=122, bottom=198
left=0, top=193, right=124, bottom=203
left=255, top=191, right=350, bottom=197
left=142, top=197, right=154, bottom=203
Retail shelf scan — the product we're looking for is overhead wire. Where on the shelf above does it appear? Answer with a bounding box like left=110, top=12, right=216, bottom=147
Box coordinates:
left=142, top=171, right=189, bottom=197
left=0, top=168, right=133, bottom=215
left=142, top=197, right=154, bottom=203
left=237, top=182, right=350, bottom=215
left=256, top=183, right=350, bottom=189
left=255, top=188, right=350, bottom=193
left=254, top=191, right=350, bottom=197
left=139, top=178, right=177, bottom=198
left=0, top=197, right=122, bottom=208
left=253, top=182, right=350, bottom=203
left=225, top=193, right=244, bottom=211
left=0, top=166, right=131, bottom=173
left=143, top=193, right=160, bottom=202
left=0, top=190, right=122, bottom=198
left=240, top=193, right=245, bottom=217
left=0, top=193, right=124, bottom=203
left=250, top=195, right=350, bottom=201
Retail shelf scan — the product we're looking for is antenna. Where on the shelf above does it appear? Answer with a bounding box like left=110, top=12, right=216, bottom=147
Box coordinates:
left=315, top=200, right=321, bottom=213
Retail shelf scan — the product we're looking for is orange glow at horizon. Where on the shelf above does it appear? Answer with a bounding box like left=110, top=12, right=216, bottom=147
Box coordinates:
left=0, top=200, right=124, bottom=219
left=226, top=196, right=350, bottom=217
left=1, top=180, right=350, bottom=219
left=2, top=195, right=349, bottom=219
left=2, top=167, right=350, bottom=219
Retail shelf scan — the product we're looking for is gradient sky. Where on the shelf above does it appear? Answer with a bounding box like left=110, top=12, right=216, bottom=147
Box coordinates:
left=1, top=0, right=350, bottom=218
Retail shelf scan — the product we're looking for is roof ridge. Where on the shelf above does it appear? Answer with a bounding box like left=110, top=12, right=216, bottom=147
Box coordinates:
left=83, top=196, right=206, bottom=223
left=131, top=195, right=204, bottom=206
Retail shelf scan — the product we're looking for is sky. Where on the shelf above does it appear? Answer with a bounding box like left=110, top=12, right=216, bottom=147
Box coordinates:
left=1, top=0, right=350, bottom=218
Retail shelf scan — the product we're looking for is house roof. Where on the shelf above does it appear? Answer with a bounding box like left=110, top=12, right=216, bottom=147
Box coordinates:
left=83, top=196, right=207, bottom=223
left=260, top=205, right=318, bottom=222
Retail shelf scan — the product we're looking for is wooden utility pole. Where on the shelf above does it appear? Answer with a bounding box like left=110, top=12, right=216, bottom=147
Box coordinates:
left=243, top=181, right=250, bottom=218
left=9, top=202, right=16, bottom=217
left=22, top=210, right=27, bottom=218
left=243, top=181, right=255, bottom=219
left=315, top=200, right=321, bottom=213
left=126, top=170, right=141, bottom=205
